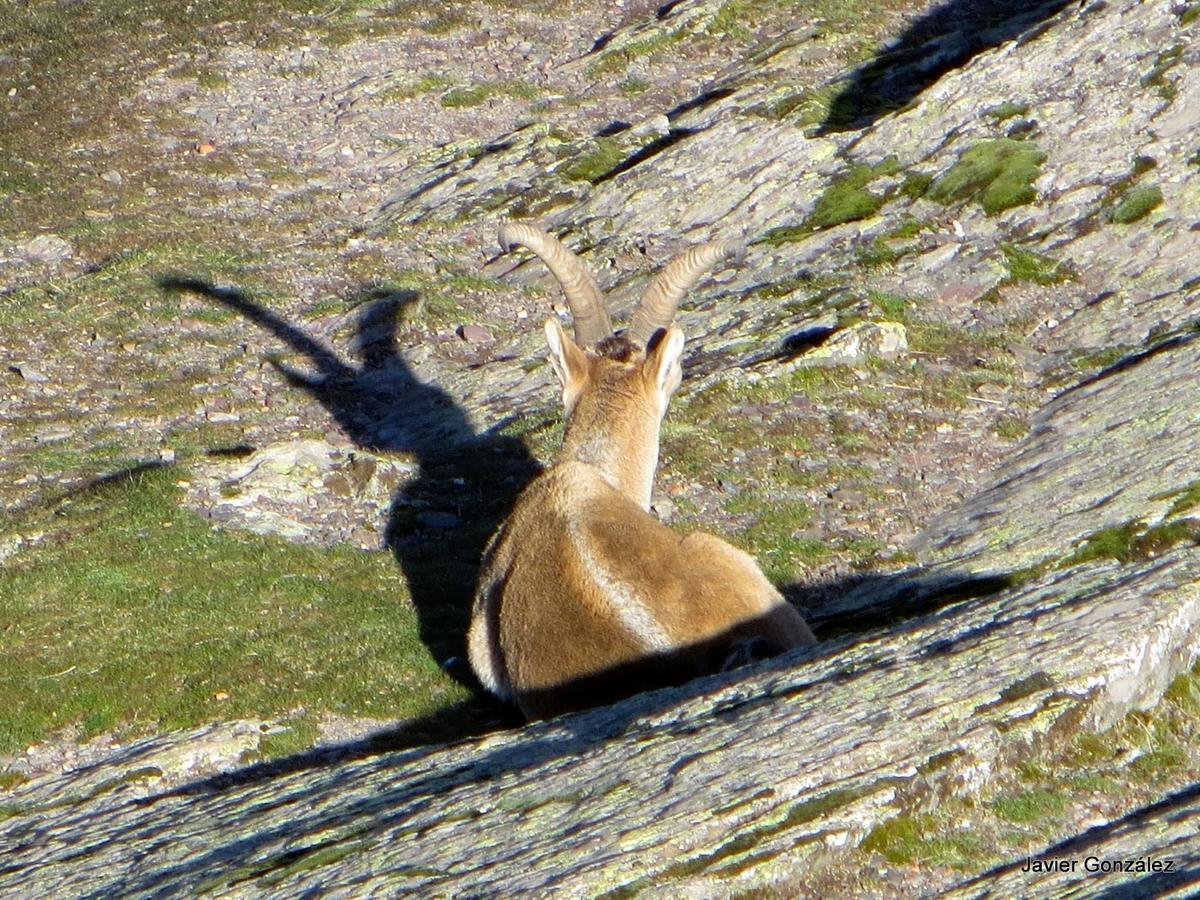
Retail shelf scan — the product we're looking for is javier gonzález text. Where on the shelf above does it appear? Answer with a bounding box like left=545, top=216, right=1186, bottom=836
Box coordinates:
left=1022, top=855, right=1176, bottom=874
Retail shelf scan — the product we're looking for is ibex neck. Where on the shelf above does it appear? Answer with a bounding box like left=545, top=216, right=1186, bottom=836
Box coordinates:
left=560, top=417, right=660, bottom=510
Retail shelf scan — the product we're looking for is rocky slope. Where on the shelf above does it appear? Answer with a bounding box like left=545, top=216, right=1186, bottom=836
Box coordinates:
left=2, top=0, right=1200, bottom=895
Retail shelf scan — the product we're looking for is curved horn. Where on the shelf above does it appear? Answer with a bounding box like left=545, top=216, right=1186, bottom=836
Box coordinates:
left=498, top=223, right=612, bottom=347
left=628, top=239, right=746, bottom=346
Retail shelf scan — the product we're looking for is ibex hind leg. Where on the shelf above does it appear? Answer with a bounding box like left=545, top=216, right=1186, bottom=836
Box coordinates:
left=679, top=531, right=817, bottom=648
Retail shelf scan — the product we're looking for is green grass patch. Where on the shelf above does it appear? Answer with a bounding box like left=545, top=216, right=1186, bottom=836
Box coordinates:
left=1000, top=244, right=1074, bottom=285
left=763, top=85, right=844, bottom=126
left=856, top=660, right=1200, bottom=881
left=0, top=466, right=469, bottom=755
left=927, top=139, right=1046, bottom=215
left=1162, top=480, right=1200, bottom=519
left=376, top=74, right=455, bottom=102
left=257, top=715, right=323, bottom=760
left=869, top=291, right=908, bottom=319
left=0, top=772, right=29, bottom=790
left=994, top=415, right=1030, bottom=442
left=899, top=171, right=934, bottom=199
left=861, top=813, right=987, bottom=868
left=1108, top=185, right=1163, bottom=224
left=372, top=2, right=475, bottom=34
left=738, top=502, right=825, bottom=582
left=992, top=788, right=1070, bottom=824
left=707, top=3, right=752, bottom=40
left=1070, top=344, right=1136, bottom=374
left=808, top=158, right=900, bottom=229
left=440, top=81, right=539, bottom=109
left=588, top=32, right=682, bottom=77
left=0, top=0, right=399, bottom=233
left=856, top=217, right=928, bottom=267
left=618, top=77, right=650, bottom=98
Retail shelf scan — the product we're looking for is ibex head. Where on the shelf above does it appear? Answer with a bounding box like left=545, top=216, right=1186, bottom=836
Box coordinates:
left=499, top=223, right=744, bottom=508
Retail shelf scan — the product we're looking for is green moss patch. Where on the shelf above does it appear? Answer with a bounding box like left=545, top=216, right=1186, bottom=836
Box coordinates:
left=985, top=101, right=1029, bottom=122
left=1058, top=518, right=1200, bottom=569
left=763, top=158, right=900, bottom=244
left=1154, top=480, right=1200, bottom=519
left=588, top=32, right=682, bottom=77
left=1108, top=185, right=1163, bottom=224
left=927, top=139, right=1046, bottom=215
left=561, top=137, right=629, bottom=184
left=858, top=660, right=1200, bottom=883
left=992, top=788, right=1070, bottom=825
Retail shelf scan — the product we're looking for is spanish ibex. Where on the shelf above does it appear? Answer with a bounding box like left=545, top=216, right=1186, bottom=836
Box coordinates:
left=468, top=223, right=816, bottom=720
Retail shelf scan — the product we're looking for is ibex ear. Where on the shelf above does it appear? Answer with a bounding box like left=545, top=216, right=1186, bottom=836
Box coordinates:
left=643, top=325, right=685, bottom=399
left=544, top=317, right=590, bottom=410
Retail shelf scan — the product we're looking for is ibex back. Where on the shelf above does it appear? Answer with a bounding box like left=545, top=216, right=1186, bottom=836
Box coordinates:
left=468, top=223, right=816, bottom=720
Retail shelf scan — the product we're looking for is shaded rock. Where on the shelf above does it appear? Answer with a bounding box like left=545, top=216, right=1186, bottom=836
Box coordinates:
left=795, top=321, right=908, bottom=367
left=9, top=363, right=48, bottom=383
left=456, top=323, right=494, bottom=344
left=185, top=439, right=418, bottom=549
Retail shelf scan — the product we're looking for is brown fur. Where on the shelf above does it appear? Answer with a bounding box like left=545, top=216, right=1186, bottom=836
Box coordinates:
left=468, top=318, right=816, bottom=720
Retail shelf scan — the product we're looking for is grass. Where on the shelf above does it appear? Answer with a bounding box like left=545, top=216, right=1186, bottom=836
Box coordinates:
left=1000, top=244, right=1074, bottom=285
left=1154, top=480, right=1200, bottom=518
left=652, top=316, right=1015, bottom=581
left=440, top=81, right=540, bottom=109
left=588, top=32, right=683, bottom=77
left=1071, top=344, right=1135, bottom=375
left=376, top=74, right=455, bottom=102
left=738, top=503, right=826, bottom=583
left=858, top=219, right=928, bottom=266
left=927, top=139, right=1046, bottom=215
left=0, top=233, right=275, bottom=334
left=807, top=159, right=899, bottom=229
left=618, top=77, right=651, bottom=97
left=0, top=466, right=469, bottom=755
left=992, top=788, right=1070, bottom=824
left=858, top=661, right=1200, bottom=873
left=1057, top=518, right=1200, bottom=568
left=0, top=0, right=404, bottom=233
left=994, top=415, right=1029, bottom=442
left=861, top=813, right=990, bottom=868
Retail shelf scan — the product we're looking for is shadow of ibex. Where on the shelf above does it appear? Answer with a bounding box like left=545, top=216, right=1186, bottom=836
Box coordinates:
left=160, top=277, right=540, bottom=732
left=818, top=0, right=1074, bottom=134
